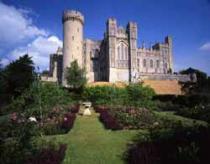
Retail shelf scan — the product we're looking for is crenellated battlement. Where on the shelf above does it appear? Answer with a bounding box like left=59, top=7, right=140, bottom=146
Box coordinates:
left=62, top=10, right=84, bottom=24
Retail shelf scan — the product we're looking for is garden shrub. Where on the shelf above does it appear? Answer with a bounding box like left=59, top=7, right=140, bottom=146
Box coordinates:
left=83, top=85, right=127, bottom=106
left=111, top=107, right=156, bottom=129
left=69, top=104, right=80, bottom=113
left=3, top=81, right=74, bottom=117
left=26, top=144, right=67, bottom=164
left=0, top=116, right=40, bottom=164
left=41, top=111, right=76, bottom=135
left=94, top=105, right=109, bottom=113
left=177, top=104, right=210, bottom=123
left=97, top=108, right=123, bottom=130
left=83, top=83, right=156, bottom=109
left=60, top=112, right=76, bottom=133
left=125, top=126, right=210, bottom=164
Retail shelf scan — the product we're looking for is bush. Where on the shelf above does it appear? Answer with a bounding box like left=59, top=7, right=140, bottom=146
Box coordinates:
left=26, top=144, right=67, bottom=164
left=2, top=81, right=74, bottom=116
left=83, top=84, right=156, bottom=109
left=60, top=112, right=76, bottom=133
left=69, top=104, right=80, bottom=113
left=125, top=126, right=210, bottom=164
left=177, top=104, right=210, bottom=123
left=83, top=85, right=127, bottom=106
left=0, top=118, right=40, bottom=164
left=94, top=105, right=109, bottom=113
left=97, top=108, right=123, bottom=130
left=111, top=107, right=156, bottom=129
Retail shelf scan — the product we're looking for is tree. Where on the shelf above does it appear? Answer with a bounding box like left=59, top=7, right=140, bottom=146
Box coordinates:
left=65, top=60, right=87, bottom=90
left=0, top=54, right=35, bottom=102
left=180, top=67, right=209, bottom=94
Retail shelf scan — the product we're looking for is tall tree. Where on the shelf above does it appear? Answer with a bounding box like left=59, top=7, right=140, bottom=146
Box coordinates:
left=65, top=60, right=87, bottom=90
left=0, top=54, right=35, bottom=101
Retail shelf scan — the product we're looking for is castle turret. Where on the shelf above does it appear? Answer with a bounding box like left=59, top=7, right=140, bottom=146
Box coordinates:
left=106, top=18, right=118, bottom=82
left=165, top=36, right=173, bottom=73
left=62, top=10, right=84, bottom=85
left=127, top=22, right=138, bottom=81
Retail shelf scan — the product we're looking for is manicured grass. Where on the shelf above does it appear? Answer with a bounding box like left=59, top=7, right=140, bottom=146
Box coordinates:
left=47, top=111, right=144, bottom=164
left=43, top=110, right=207, bottom=164
left=154, top=111, right=208, bottom=127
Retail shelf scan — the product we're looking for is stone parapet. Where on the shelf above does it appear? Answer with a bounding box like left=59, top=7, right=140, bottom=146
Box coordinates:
left=62, top=10, right=84, bottom=24
left=138, top=73, right=193, bottom=82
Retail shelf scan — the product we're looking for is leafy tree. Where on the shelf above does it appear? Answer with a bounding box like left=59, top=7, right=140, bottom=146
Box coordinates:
left=180, top=67, right=209, bottom=94
left=0, top=54, right=35, bottom=102
left=65, top=60, right=87, bottom=90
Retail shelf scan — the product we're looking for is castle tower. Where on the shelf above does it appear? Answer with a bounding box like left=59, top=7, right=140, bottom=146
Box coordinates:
left=107, top=18, right=118, bottom=82
left=127, top=22, right=138, bottom=81
left=62, top=10, right=84, bottom=85
left=165, top=36, right=173, bottom=73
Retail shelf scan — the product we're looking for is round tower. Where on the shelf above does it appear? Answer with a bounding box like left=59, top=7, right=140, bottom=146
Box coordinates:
left=62, top=10, right=84, bottom=85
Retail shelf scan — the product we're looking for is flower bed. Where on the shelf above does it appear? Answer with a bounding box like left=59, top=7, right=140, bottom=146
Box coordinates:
left=61, top=112, right=76, bottom=133
left=69, top=104, right=80, bottom=113
left=95, top=106, right=157, bottom=130
left=111, top=107, right=156, bottom=129
left=99, top=110, right=123, bottom=130
left=40, top=104, right=79, bottom=135
left=26, top=144, right=67, bottom=164
left=125, top=126, right=210, bottom=164
left=94, top=105, right=109, bottom=113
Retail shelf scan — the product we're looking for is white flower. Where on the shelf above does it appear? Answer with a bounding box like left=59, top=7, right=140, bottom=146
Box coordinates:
left=29, top=116, right=37, bottom=122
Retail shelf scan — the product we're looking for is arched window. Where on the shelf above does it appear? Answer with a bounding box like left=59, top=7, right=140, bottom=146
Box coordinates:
left=150, top=60, right=153, bottom=68
left=143, top=59, right=146, bottom=67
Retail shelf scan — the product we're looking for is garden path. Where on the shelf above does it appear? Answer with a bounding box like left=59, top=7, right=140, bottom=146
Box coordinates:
left=53, top=109, right=140, bottom=164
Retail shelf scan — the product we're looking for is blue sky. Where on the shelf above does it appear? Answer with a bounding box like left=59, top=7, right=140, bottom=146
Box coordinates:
left=0, top=0, right=210, bottom=74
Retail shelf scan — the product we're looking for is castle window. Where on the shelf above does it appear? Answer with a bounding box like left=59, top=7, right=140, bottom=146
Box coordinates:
left=143, top=59, right=146, bottom=67
left=72, top=36, right=74, bottom=40
left=150, top=60, right=153, bottom=68
left=156, top=60, right=160, bottom=68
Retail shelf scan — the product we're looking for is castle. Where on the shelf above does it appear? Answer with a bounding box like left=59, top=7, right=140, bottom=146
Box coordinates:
left=42, top=10, right=192, bottom=85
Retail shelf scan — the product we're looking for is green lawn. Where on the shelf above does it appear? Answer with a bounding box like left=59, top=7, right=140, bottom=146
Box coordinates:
left=48, top=111, right=143, bottom=164
left=154, top=111, right=208, bottom=127
left=43, top=110, right=207, bottom=164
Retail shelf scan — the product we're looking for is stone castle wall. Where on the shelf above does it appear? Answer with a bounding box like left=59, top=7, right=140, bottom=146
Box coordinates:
left=42, top=10, right=193, bottom=86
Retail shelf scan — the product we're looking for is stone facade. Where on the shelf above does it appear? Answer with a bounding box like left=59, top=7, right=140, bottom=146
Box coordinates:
left=44, top=10, right=192, bottom=84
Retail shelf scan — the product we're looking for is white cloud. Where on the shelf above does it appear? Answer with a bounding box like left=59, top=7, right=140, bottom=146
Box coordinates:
left=8, top=35, right=62, bottom=71
left=0, top=2, right=47, bottom=48
left=0, top=2, right=63, bottom=71
left=0, top=58, right=10, bottom=67
left=200, top=42, right=210, bottom=51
